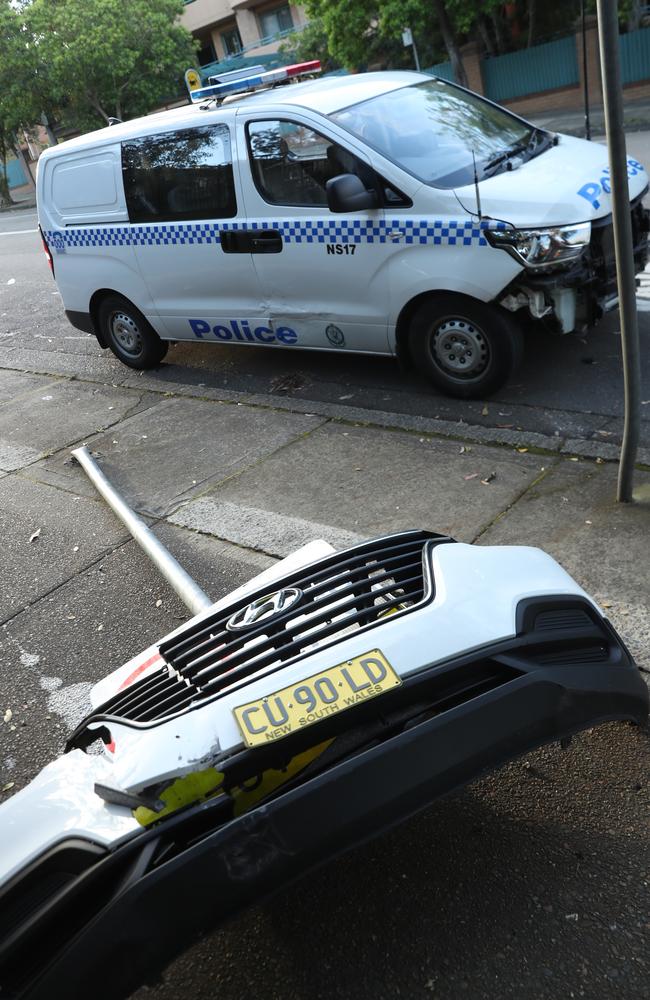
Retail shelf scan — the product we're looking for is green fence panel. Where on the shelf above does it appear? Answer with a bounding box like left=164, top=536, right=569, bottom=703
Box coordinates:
left=482, top=35, right=578, bottom=102
left=3, top=158, right=27, bottom=190
left=423, top=61, right=454, bottom=82
left=620, top=26, right=650, bottom=85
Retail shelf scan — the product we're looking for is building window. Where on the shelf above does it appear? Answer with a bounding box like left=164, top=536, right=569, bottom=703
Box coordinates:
left=122, top=125, right=237, bottom=223
left=221, top=27, right=242, bottom=57
left=258, top=4, right=293, bottom=40
left=197, top=39, right=216, bottom=66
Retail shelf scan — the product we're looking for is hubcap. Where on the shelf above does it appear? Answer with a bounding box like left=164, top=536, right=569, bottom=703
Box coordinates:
left=431, top=318, right=489, bottom=379
left=110, top=311, right=142, bottom=357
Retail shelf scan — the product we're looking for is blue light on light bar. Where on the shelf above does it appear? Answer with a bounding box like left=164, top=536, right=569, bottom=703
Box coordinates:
left=207, top=65, right=266, bottom=85
left=190, top=61, right=321, bottom=104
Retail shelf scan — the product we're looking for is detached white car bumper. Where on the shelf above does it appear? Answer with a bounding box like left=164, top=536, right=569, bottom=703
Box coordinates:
left=1, top=531, right=647, bottom=999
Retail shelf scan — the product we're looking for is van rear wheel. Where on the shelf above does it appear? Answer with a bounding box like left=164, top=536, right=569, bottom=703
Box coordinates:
left=98, top=295, right=168, bottom=369
left=408, top=294, right=523, bottom=399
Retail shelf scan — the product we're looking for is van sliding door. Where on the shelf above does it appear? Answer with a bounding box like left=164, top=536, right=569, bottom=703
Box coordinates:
left=122, top=123, right=267, bottom=345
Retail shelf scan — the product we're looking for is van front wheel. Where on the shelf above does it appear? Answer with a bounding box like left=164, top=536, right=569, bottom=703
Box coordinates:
left=408, top=294, right=523, bottom=399
left=98, top=295, right=168, bottom=369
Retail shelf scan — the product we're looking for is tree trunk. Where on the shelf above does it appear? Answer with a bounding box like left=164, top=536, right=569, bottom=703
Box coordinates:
left=491, top=8, right=507, bottom=54
left=40, top=113, right=58, bottom=147
left=628, top=0, right=642, bottom=32
left=478, top=15, right=496, bottom=58
left=433, top=0, right=467, bottom=87
left=87, top=91, right=111, bottom=125
left=0, top=129, right=14, bottom=208
left=527, top=0, right=537, bottom=48
left=13, top=139, right=36, bottom=192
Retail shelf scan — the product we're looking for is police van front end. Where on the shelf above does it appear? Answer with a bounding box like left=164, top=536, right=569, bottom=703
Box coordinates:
left=471, top=140, right=650, bottom=336
left=489, top=188, right=649, bottom=334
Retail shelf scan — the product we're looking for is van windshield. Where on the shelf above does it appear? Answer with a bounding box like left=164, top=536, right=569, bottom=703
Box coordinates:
left=330, top=79, right=549, bottom=188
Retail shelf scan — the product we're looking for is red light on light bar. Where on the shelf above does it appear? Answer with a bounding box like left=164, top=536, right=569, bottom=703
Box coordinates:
left=284, top=60, right=321, bottom=77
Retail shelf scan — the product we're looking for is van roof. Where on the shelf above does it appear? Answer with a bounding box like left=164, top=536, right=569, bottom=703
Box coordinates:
left=39, top=71, right=429, bottom=159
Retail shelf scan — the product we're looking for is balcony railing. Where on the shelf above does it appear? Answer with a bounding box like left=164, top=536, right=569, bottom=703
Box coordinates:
left=199, top=20, right=309, bottom=82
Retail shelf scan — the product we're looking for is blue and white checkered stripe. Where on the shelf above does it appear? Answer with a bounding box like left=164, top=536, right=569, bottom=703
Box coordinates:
left=45, top=218, right=506, bottom=251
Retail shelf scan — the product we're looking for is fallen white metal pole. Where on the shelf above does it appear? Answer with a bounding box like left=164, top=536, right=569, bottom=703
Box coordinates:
left=71, top=446, right=213, bottom=616
left=596, top=0, right=642, bottom=501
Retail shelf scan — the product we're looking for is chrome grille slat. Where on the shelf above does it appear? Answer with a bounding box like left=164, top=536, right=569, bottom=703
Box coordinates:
left=186, top=572, right=423, bottom=683
left=199, top=587, right=425, bottom=696
left=176, top=561, right=423, bottom=674
left=106, top=671, right=174, bottom=714
left=118, top=676, right=191, bottom=720
left=90, top=530, right=442, bottom=726
left=163, top=538, right=427, bottom=662
left=194, top=581, right=424, bottom=685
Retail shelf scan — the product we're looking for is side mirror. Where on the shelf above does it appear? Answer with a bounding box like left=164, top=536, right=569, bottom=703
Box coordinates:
left=326, top=173, right=379, bottom=213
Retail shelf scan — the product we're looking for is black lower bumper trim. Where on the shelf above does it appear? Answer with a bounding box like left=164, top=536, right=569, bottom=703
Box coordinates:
left=64, top=310, right=96, bottom=336
left=3, top=651, right=647, bottom=1000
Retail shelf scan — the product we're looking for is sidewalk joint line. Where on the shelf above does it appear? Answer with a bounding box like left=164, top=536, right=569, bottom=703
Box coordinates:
left=470, top=462, right=559, bottom=544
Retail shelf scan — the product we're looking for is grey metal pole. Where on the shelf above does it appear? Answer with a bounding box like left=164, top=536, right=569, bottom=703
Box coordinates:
left=71, top=446, right=213, bottom=615
left=581, top=0, right=592, bottom=139
left=412, top=38, right=421, bottom=72
left=595, top=0, right=642, bottom=501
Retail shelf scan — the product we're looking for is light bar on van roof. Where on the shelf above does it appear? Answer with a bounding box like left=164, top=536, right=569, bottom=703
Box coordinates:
left=190, top=60, right=322, bottom=104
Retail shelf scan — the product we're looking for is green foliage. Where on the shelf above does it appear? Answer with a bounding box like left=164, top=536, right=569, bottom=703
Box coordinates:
left=279, top=19, right=339, bottom=72
left=0, top=0, right=40, bottom=204
left=442, top=0, right=501, bottom=36
left=27, top=0, right=198, bottom=132
left=303, top=0, right=430, bottom=70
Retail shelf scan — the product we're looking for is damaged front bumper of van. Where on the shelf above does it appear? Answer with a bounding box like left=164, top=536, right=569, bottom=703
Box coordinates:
left=498, top=190, right=650, bottom=332
left=0, top=532, right=647, bottom=1000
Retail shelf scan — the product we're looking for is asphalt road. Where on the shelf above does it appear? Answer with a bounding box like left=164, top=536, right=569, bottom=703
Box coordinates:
left=1, top=202, right=649, bottom=1000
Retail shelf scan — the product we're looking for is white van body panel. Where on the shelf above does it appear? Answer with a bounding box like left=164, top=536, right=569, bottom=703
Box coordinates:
left=43, top=144, right=127, bottom=227
left=456, top=134, right=648, bottom=228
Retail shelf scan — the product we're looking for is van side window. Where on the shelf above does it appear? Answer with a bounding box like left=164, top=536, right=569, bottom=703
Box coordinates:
left=122, top=124, right=236, bottom=223
left=246, top=119, right=381, bottom=208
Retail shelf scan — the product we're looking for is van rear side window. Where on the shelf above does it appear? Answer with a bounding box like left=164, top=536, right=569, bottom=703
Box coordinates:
left=122, top=124, right=236, bottom=223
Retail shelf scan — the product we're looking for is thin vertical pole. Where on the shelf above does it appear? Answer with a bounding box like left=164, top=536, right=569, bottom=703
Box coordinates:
left=412, top=38, right=421, bottom=72
left=595, top=0, right=641, bottom=501
left=581, top=0, right=592, bottom=139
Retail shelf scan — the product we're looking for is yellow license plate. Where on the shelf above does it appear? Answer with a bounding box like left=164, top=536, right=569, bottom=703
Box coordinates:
left=234, top=649, right=401, bottom=747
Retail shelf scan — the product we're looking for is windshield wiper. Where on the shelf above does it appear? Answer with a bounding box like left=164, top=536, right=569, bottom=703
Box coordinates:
left=482, top=128, right=551, bottom=178
left=481, top=144, right=527, bottom=177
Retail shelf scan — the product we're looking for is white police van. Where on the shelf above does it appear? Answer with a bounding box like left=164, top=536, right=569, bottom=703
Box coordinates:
left=37, top=63, right=649, bottom=398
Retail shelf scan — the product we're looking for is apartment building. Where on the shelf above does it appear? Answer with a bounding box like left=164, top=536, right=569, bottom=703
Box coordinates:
left=181, top=0, right=308, bottom=67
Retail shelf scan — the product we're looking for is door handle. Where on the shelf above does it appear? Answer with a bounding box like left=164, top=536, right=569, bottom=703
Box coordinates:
left=220, top=229, right=283, bottom=254
left=250, top=231, right=283, bottom=253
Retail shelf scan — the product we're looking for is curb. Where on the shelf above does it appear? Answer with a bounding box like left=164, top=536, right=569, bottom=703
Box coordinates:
left=0, top=199, right=36, bottom=213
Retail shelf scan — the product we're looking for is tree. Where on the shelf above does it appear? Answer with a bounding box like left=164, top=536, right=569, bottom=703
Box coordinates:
left=279, top=18, right=340, bottom=73
left=0, top=1, right=42, bottom=206
left=433, top=0, right=467, bottom=86
left=27, top=0, right=197, bottom=133
left=304, top=0, right=445, bottom=72
left=303, top=0, right=511, bottom=81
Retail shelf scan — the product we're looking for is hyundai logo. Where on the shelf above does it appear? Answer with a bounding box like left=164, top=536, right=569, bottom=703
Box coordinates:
left=226, top=588, right=303, bottom=631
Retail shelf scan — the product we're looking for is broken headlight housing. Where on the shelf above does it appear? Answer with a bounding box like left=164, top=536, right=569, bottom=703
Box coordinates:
left=486, top=221, right=591, bottom=269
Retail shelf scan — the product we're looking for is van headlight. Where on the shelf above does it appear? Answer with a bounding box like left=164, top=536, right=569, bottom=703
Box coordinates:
left=486, top=222, right=591, bottom=268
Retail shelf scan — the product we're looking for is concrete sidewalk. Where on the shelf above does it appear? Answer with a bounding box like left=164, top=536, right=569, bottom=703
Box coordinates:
left=0, top=365, right=647, bottom=672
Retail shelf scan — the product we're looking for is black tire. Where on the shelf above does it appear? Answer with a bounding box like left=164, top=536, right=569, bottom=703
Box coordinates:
left=97, top=295, right=168, bottom=370
left=408, top=293, right=523, bottom=399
